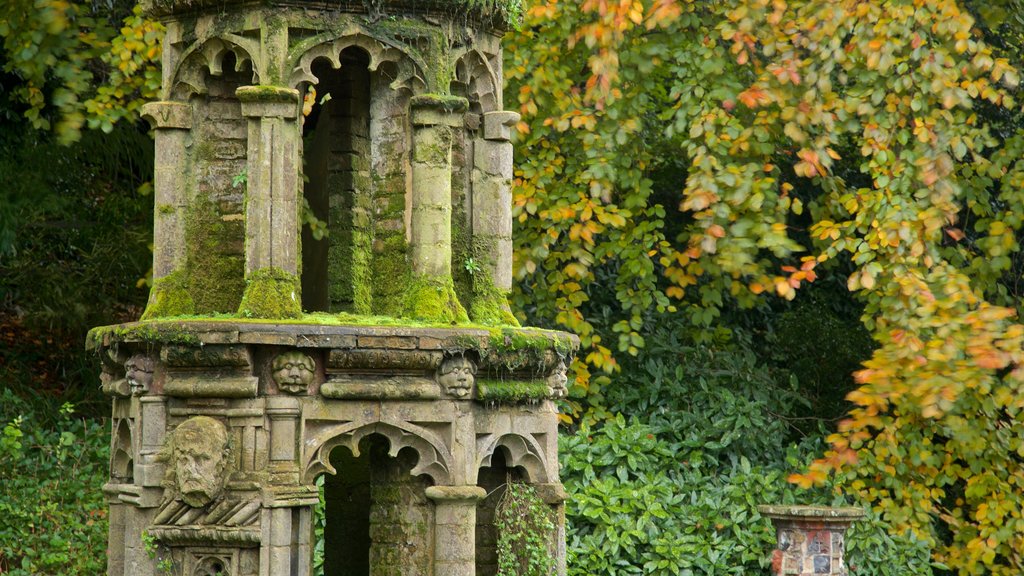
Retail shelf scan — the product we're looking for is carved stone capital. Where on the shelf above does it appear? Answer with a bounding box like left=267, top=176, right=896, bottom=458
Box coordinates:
left=483, top=111, right=520, bottom=141
left=141, top=101, right=192, bottom=130
left=237, top=85, right=300, bottom=118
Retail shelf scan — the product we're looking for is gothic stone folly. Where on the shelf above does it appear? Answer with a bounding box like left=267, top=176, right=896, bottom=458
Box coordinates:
left=89, top=1, right=577, bottom=575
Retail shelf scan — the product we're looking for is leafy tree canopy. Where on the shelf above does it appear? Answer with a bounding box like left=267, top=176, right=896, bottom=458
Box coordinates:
left=507, top=0, right=1024, bottom=573
left=0, top=0, right=161, bottom=143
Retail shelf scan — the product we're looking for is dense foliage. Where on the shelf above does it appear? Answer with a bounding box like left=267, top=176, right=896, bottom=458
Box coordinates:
left=0, top=391, right=109, bottom=575
left=507, top=1, right=1024, bottom=573
left=0, top=0, right=161, bottom=144
left=561, top=319, right=933, bottom=575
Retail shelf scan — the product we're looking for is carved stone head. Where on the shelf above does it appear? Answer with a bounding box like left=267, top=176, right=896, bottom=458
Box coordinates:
left=125, top=354, right=155, bottom=396
left=437, top=355, right=476, bottom=399
left=271, top=351, right=315, bottom=394
left=546, top=359, right=568, bottom=399
left=163, top=416, right=230, bottom=508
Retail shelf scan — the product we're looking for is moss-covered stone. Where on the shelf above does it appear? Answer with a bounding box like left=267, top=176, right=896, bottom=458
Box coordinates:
left=184, top=194, right=246, bottom=314
left=469, top=284, right=518, bottom=326
left=238, top=267, right=302, bottom=319
left=141, top=271, right=196, bottom=320
left=403, top=276, right=469, bottom=324
left=409, top=94, right=469, bottom=113
left=475, top=379, right=548, bottom=402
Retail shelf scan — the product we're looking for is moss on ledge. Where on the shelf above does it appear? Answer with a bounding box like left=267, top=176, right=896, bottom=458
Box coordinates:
left=403, top=276, right=469, bottom=324
left=238, top=267, right=302, bottom=319
left=476, top=379, right=549, bottom=402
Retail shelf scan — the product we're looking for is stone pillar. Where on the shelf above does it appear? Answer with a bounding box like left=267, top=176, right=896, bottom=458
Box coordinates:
left=410, top=95, right=467, bottom=280
left=426, top=485, right=486, bottom=576
left=141, top=101, right=192, bottom=281
left=103, top=486, right=127, bottom=576
left=473, top=111, right=519, bottom=293
left=266, top=396, right=301, bottom=484
left=237, top=85, right=301, bottom=277
left=759, top=505, right=864, bottom=576
left=135, top=396, right=167, bottom=489
left=407, top=95, right=470, bottom=322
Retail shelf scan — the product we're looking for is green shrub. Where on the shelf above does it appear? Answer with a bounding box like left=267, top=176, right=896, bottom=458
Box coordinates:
left=561, top=327, right=935, bottom=576
left=0, top=391, right=109, bottom=575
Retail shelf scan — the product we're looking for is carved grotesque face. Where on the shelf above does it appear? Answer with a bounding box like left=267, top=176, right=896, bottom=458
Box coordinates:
left=170, top=417, right=229, bottom=508
left=546, top=360, right=568, bottom=399
left=124, top=354, right=154, bottom=396
left=271, top=351, right=315, bottom=394
left=437, top=356, right=475, bottom=398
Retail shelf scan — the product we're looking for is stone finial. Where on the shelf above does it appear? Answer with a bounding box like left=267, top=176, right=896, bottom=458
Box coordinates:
left=546, top=359, right=568, bottom=399
left=271, top=351, right=315, bottom=394
left=125, top=354, right=156, bottom=396
left=759, top=505, right=865, bottom=576
left=160, top=416, right=231, bottom=508
left=437, top=354, right=476, bottom=399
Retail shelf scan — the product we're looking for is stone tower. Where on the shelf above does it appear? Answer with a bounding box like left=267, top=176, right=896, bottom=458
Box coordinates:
left=90, top=1, right=576, bottom=574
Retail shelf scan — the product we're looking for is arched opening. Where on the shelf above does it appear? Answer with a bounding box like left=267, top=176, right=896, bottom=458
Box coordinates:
left=111, top=419, right=133, bottom=482
left=320, top=434, right=435, bottom=576
left=476, top=448, right=526, bottom=576
left=302, top=48, right=372, bottom=313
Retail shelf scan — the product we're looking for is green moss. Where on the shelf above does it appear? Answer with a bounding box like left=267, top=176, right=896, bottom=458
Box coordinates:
left=470, top=284, right=519, bottom=326
left=238, top=267, right=302, bottom=319
left=141, top=271, right=195, bottom=320
left=184, top=194, right=245, bottom=313
left=409, top=94, right=469, bottom=113
left=87, top=322, right=201, bottom=349
left=489, top=328, right=575, bottom=356
left=157, top=204, right=175, bottom=214
left=235, top=85, right=298, bottom=103
left=476, top=379, right=549, bottom=402
left=403, top=275, right=469, bottom=324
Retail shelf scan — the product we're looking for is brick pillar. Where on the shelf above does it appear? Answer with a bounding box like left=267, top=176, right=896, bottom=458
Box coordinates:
left=140, top=101, right=192, bottom=281
left=237, top=86, right=301, bottom=276
left=426, top=485, right=486, bottom=576
left=759, top=505, right=864, bottom=576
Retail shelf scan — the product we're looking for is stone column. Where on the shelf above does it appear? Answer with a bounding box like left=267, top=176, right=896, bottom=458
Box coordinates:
left=410, top=95, right=467, bottom=279
left=473, top=111, right=519, bottom=293
left=407, top=95, right=470, bottom=322
left=135, top=396, right=167, bottom=490
left=759, top=505, right=864, bottom=576
left=141, top=101, right=192, bottom=281
left=237, top=85, right=301, bottom=277
left=266, top=396, right=301, bottom=484
left=426, top=485, right=486, bottom=576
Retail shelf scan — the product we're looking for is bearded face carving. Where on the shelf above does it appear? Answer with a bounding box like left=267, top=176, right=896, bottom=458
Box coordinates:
left=546, top=359, right=568, bottom=399
left=162, top=416, right=230, bottom=508
left=271, top=351, right=315, bottom=394
left=125, top=354, right=155, bottom=396
left=437, top=355, right=476, bottom=399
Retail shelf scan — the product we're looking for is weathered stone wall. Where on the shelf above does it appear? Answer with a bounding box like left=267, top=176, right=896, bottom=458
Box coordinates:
left=369, top=447, right=434, bottom=576
left=184, top=60, right=249, bottom=313
left=369, top=66, right=412, bottom=316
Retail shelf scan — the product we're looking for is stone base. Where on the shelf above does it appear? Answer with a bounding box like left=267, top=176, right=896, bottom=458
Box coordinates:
left=93, top=321, right=576, bottom=576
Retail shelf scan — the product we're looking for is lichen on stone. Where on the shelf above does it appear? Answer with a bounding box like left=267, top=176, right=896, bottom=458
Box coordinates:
left=238, top=267, right=302, bottom=319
